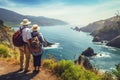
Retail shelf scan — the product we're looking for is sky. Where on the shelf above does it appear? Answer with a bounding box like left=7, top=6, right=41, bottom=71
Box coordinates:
left=0, top=0, right=120, bottom=26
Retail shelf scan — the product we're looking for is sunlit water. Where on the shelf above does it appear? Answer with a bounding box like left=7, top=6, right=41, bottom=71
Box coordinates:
left=13, top=25, right=120, bottom=71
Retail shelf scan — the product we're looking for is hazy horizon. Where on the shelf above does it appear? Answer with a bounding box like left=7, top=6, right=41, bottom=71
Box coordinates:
left=0, top=0, right=120, bottom=26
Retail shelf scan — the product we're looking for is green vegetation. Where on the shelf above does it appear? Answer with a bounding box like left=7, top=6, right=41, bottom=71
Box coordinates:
left=0, top=44, right=19, bottom=60
left=113, top=64, right=120, bottom=80
left=0, top=44, right=10, bottom=58
left=101, top=72, right=115, bottom=80
left=43, top=59, right=100, bottom=80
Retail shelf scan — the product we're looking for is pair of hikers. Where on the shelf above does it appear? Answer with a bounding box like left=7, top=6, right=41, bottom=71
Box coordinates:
left=18, top=19, right=44, bottom=73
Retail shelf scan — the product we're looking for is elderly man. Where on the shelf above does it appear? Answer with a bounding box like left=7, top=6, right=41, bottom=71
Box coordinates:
left=18, top=19, right=31, bottom=73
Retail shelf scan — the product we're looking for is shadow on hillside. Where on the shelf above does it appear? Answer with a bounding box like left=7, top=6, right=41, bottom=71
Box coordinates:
left=0, top=70, right=38, bottom=80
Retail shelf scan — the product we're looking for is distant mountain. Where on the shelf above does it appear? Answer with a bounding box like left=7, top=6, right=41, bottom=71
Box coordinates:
left=0, top=8, right=68, bottom=26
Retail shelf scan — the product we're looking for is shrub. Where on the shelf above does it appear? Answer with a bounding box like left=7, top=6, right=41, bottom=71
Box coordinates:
left=101, top=72, right=114, bottom=80
left=42, top=59, right=57, bottom=69
left=61, top=64, right=99, bottom=80
left=44, top=59, right=100, bottom=80
left=53, top=60, right=74, bottom=76
left=112, top=64, right=120, bottom=80
left=0, top=44, right=10, bottom=58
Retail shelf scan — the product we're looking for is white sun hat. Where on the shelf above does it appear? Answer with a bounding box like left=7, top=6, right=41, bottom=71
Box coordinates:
left=32, top=24, right=40, bottom=31
left=20, top=19, right=31, bottom=25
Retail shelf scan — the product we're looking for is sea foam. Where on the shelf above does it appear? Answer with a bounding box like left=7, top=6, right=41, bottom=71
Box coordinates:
left=94, top=52, right=111, bottom=58
left=44, top=43, right=61, bottom=49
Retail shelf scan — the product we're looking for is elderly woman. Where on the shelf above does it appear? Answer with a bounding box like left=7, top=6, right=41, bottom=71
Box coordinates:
left=31, top=24, right=44, bottom=72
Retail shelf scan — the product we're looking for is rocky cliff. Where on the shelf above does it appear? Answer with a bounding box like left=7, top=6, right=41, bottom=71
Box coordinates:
left=0, top=20, right=14, bottom=48
left=91, top=21, right=120, bottom=42
left=107, top=35, right=120, bottom=48
left=80, top=16, right=120, bottom=33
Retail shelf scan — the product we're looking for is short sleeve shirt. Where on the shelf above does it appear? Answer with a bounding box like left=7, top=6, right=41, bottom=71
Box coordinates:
left=22, top=27, right=31, bottom=42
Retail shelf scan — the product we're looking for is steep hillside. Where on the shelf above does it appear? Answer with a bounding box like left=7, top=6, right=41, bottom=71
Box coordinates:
left=92, top=21, right=120, bottom=42
left=80, top=16, right=120, bottom=33
left=74, top=15, right=120, bottom=48
left=0, top=8, right=68, bottom=26
left=107, top=35, right=120, bottom=48
left=0, top=20, right=14, bottom=48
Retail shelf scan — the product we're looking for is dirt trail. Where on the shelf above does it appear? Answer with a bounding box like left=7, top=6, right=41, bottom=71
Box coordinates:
left=0, top=60, right=58, bottom=80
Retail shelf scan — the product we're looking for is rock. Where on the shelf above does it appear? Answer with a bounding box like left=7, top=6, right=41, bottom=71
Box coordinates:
left=76, top=55, right=93, bottom=70
left=0, top=20, right=4, bottom=27
left=92, top=36, right=101, bottom=42
left=81, top=47, right=96, bottom=57
left=43, top=38, right=54, bottom=47
left=72, top=26, right=81, bottom=32
left=106, top=35, right=120, bottom=48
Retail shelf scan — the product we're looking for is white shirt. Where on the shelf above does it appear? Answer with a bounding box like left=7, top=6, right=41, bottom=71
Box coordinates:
left=22, top=27, right=31, bottom=42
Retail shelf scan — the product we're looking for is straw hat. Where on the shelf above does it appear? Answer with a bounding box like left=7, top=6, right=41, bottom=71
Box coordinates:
left=32, top=24, right=40, bottom=31
left=20, top=19, right=31, bottom=25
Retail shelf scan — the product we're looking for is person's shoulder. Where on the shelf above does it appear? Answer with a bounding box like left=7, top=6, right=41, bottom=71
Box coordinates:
left=39, top=32, right=43, bottom=36
left=39, top=32, right=42, bottom=34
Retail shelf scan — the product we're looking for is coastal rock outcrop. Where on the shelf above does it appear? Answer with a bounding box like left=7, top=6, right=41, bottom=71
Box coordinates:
left=72, top=26, right=81, bottom=32
left=74, top=47, right=97, bottom=70
left=74, top=55, right=93, bottom=70
left=43, top=38, right=54, bottom=47
left=107, top=35, right=120, bottom=48
left=81, top=47, right=96, bottom=57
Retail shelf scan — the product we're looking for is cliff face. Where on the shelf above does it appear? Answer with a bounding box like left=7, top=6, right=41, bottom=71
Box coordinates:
left=80, top=20, right=105, bottom=32
left=0, top=20, right=14, bottom=48
left=92, top=21, right=120, bottom=42
left=107, top=35, right=120, bottom=48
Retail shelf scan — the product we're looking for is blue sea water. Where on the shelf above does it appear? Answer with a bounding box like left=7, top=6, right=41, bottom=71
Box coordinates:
left=14, top=25, right=120, bottom=71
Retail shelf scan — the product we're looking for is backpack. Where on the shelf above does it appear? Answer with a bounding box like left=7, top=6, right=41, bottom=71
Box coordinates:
left=12, top=28, right=25, bottom=47
left=30, top=33, right=42, bottom=53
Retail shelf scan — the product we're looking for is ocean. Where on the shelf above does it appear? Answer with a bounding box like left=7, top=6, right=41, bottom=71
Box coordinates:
left=14, top=25, right=120, bottom=72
